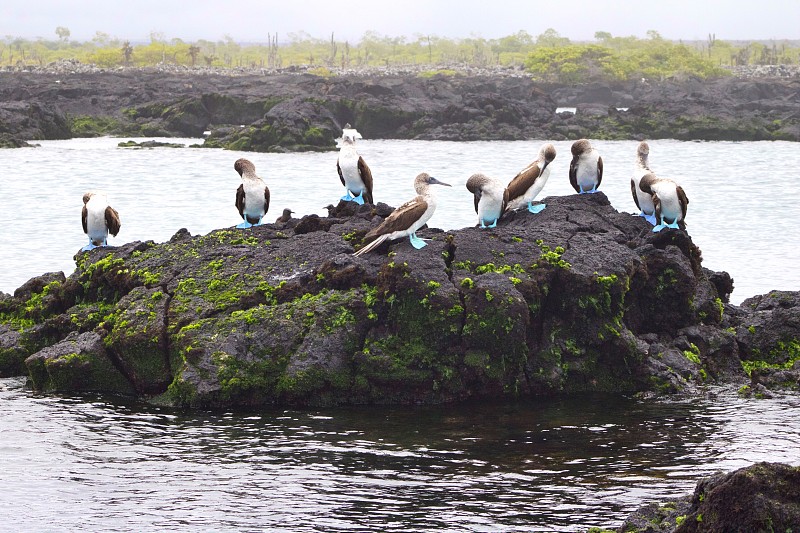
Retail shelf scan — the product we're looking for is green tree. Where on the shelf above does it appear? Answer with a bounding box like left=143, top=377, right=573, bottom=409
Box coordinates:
left=55, top=27, right=70, bottom=42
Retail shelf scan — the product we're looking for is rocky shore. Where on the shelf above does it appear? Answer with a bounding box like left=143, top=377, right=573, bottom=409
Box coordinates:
left=1, top=193, right=797, bottom=408
left=1, top=62, right=799, bottom=151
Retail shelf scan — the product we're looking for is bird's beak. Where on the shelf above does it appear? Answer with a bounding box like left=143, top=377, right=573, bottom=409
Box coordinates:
left=429, top=177, right=452, bottom=187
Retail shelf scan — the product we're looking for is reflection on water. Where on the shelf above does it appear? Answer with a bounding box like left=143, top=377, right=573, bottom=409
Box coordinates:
left=2, top=377, right=799, bottom=531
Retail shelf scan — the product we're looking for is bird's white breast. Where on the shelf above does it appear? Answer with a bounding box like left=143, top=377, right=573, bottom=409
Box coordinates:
left=576, top=151, right=600, bottom=187
left=243, top=177, right=267, bottom=216
left=338, top=146, right=365, bottom=192
left=633, top=169, right=655, bottom=214
left=652, top=181, right=683, bottom=220
left=478, top=181, right=507, bottom=221
left=85, top=196, right=109, bottom=242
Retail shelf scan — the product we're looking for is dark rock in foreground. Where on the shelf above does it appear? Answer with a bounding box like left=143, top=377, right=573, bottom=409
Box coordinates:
left=0, top=193, right=797, bottom=407
left=616, top=462, right=800, bottom=532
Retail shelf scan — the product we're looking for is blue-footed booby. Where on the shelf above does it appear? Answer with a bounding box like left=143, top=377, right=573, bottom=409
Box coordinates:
left=630, top=141, right=657, bottom=225
left=638, top=174, right=689, bottom=232
left=81, top=191, right=120, bottom=251
left=505, top=143, right=556, bottom=214
left=466, top=173, right=507, bottom=228
left=569, top=139, right=603, bottom=194
left=354, top=172, right=450, bottom=255
left=234, top=158, right=270, bottom=229
left=336, top=124, right=373, bottom=205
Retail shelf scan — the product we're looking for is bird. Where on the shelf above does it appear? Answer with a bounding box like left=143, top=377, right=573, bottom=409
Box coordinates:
left=466, top=173, right=508, bottom=228
left=569, top=139, right=603, bottom=194
left=630, top=141, right=657, bottom=225
left=354, top=172, right=450, bottom=256
left=275, top=208, right=294, bottom=224
left=638, top=174, right=689, bottom=232
left=336, top=124, right=374, bottom=205
left=505, top=143, right=557, bottom=214
left=81, top=191, right=121, bottom=251
left=234, top=158, right=270, bottom=229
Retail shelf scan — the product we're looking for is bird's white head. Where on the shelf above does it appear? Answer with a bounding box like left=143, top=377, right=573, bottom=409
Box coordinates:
left=414, top=172, right=451, bottom=194
left=340, top=123, right=363, bottom=146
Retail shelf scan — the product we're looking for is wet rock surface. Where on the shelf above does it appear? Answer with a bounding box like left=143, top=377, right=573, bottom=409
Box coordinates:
left=1, top=192, right=796, bottom=408
left=617, top=462, right=800, bottom=532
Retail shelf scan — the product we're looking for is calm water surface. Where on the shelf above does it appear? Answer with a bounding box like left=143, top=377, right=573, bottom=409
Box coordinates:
left=2, top=378, right=800, bottom=531
left=0, top=138, right=797, bottom=302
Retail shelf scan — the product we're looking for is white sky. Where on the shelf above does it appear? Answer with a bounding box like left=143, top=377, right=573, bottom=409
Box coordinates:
left=1, top=0, right=798, bottom=43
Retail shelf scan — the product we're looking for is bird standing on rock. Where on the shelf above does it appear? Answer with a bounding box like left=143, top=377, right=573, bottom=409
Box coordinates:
left=336, top=124, right=374, bottom=205
left=466, top=173, right=507, bottom=228
left=81, top=191, right=121, bottom=251
left=505, top=143, right=556, bottom=214
left=234, top=158, right=270, bottom=229
left=569, top=139, right=603, bottom=194
left=630, top=141, right=658, bottom=225
left=638, top=174, right=689, bottom=232
left=354, top=172, right=450, bottom=255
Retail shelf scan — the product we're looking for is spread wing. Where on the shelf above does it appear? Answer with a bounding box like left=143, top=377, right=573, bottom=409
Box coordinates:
left=596, top=156, right=604, bottom=188
left=81, top=205, right=88, bottom=234
left=677, top=185, right=689, bottom=220
left=569, top=156, right=579, bottom=193
left=105, top=206, right=121, bottom=237
left=631, top=179, right=641, bottom=210
left=358, top=156, right=374, bottom=204
left=506, top=161, right=541, bottom=202
left=264, top=186, right=271, bottom=215
left=235, top=184, right=245, bottom=218
left=336, top=160, right=345, bottom=187
left=365, top=196, right=428, bottom=240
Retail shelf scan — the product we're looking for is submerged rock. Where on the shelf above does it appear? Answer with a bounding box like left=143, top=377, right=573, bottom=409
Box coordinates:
left=3, top=192, right=786, bottom=407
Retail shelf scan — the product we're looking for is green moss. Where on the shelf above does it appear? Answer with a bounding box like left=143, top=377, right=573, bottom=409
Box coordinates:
left=532, top=241, right=571, bottom=269
left=461, top=277, right=475, bottom=289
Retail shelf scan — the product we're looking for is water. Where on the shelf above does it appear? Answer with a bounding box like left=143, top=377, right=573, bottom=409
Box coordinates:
left=1, top=138, right=799, bottom=529
left=0, top=137, right=797, bottom=303
left=1, top=377, right=799, bottom=531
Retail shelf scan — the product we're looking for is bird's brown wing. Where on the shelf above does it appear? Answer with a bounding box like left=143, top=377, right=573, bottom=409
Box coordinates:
left=677, top=185, right=689, bottom=220
left=358, top=156, right=374, bottom=204
left=506, top=162, right=541, bottom=202
left=336, top=160, right=345, bottom=187
left=105, top=206, right=121, bottom=237
left=235, top=184, right=245, bottom=218
left=569, top=157, right=580, bottom=193
left=596, top=156, right=604, bottom=188
left=631, top=179, right=641, bottom=210
left=365, top=196, right=427, bottom=240
left=81, top=205, right=88, bottom=234
left=264, top=186, right=271, bottom=216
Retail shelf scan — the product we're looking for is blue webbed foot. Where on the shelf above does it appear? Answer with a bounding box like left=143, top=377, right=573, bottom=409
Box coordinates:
left=236, top=220, right=253, bottom=229
left=487, top=218, right=498, bottom=228
left=341, top=191, right=355, bottom=202
left=352, top=191, right=365, bottom=206
left=644, top=213, right=657, bottom=226
left=479, top=221, right=487, bottom=229
left=652, top=224, right=666, bottom=232
left=80, top=242, right=98, bottom=252
left=527, top=202, right=546, bottom=214
left=409, top=232, right=428, bottom=249
left=665, top=220, right=680, bottom=229
left=253, top=216, right=265, bottom=226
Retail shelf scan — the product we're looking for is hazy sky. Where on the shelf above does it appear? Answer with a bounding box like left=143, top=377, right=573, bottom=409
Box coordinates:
left=2, top=0, right=798, bottom=43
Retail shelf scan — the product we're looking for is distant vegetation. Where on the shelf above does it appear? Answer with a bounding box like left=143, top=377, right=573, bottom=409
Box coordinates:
left=2, top=28, right=799, bottom=82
